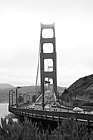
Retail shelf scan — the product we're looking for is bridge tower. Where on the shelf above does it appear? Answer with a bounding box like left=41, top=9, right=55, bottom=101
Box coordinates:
left=40, top=23, right=57, bottom=110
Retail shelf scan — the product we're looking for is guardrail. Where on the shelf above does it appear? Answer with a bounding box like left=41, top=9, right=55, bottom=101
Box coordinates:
left=9, top=105, right=93, bottom=123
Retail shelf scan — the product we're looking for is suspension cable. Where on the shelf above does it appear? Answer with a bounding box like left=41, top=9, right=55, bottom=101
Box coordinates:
left=35, top=44, right=40, bottom=94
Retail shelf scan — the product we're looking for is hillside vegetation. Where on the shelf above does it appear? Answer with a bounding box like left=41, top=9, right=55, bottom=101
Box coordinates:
left=67, top=74, right=93, bottom=97
left=61, top=74, right=93, bottom=107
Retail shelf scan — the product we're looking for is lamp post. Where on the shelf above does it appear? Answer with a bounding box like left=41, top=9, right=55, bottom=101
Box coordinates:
left=42, top=80, right=50, bottom=110
left=16, top=86, right=22, bottom=107
left=44, top=80, right=50, bottom=90
left=9, top=90, right=15, bottom=106
left=11, top=91, right=15, bottom=106
left=23, top=93, right=25, bottom=104
left=48, top=66, right=53, bottom=90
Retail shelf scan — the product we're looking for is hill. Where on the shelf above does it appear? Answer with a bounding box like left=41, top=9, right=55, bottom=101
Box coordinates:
left=67, top=74, right=93, bottom=97
left=0, top=83, right=15, bottom=89
left=0, top=86, right=36, bottom=103
left=61, top=74, right=93, bottom=105
left=0, top=85, right=65, bottom=103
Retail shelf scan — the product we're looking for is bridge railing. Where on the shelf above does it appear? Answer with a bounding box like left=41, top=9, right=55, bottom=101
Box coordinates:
left=9, top=105, right=93, bottom=123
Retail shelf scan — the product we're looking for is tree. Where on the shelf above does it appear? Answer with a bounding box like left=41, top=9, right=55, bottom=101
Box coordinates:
left=0, top=116, right=93, bottom=140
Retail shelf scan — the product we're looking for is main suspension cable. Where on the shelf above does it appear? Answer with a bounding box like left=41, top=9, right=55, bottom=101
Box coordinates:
left=35, top=44, right=40, bottom=95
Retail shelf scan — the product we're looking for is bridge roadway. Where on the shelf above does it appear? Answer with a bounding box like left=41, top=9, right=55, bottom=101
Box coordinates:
left=9, top=104, right=93, bottom=125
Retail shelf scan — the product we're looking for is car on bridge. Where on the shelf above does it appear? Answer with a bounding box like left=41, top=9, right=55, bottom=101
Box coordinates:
left=90, top=111, right=93, bottom=114
left=73, top=107, right=84, bottom=112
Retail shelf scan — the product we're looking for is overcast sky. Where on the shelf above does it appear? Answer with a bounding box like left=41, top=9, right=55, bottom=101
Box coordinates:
left=0, top=0, right=93, bottom=87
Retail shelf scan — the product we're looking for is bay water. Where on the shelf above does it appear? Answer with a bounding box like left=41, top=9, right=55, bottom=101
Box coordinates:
left=0, top=103, right=9, bottom=124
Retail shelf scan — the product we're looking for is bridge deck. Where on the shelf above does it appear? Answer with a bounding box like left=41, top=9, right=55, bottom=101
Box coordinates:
left=9, top=105, right=93, bottom=125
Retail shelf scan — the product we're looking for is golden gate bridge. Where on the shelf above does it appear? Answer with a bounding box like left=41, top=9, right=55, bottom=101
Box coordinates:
left=8, top=23, right=93, bottom=125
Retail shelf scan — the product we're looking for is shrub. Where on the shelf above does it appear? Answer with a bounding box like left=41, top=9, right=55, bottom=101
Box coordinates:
left=0, top=116, right=93, bottom=140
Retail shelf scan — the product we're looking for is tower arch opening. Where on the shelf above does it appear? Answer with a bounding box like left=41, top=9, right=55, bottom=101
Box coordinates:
left=43, top=43, right=53, bottom=53
left=44, top=59, right=53, bottom=72
left=42, top=29, right=53, bottom=38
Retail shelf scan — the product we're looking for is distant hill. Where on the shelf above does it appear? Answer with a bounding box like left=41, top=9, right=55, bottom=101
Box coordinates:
left=0, top=83, right=15, bottom=89
left=0, top=85, right=36, bottom=103
left=57, top=86, right=66, bottom=93
left=20, top=85, right=66, bottom=93
left=0, top=85, right=66, bottom=103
